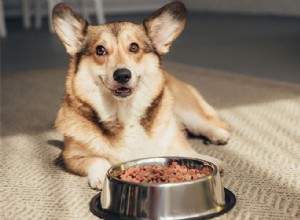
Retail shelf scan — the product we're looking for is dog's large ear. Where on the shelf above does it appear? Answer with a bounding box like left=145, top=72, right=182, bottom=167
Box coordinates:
left=52, top=3, right=88, bottom=56
left=143, top=2, right=186, bottom=55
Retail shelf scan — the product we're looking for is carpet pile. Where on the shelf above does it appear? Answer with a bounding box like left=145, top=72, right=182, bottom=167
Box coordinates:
left=1, top=63, right=299, bottom=219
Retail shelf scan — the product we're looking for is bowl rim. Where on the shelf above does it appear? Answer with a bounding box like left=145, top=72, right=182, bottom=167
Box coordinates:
left=106, top=156, right=218, bottom=187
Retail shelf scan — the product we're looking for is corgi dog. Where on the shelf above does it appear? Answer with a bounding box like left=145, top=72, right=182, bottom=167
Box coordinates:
left=52, top=2, right=230, bottom=189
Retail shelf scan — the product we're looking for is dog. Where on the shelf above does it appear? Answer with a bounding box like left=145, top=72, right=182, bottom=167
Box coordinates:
left=52, top=2, right=230, bottom=189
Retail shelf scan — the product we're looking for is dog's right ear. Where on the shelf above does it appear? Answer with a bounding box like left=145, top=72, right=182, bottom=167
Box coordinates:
left=52, top=3, right=88, bottom=56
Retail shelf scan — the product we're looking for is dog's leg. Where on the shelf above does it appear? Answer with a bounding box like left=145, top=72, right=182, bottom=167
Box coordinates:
left=165, top=73, right=230, bottom=145
left=177, top=85, right=230, bottom=145
left=62, top=137, right=111, bottom=190
left=87, top=158, right=111, bottom=189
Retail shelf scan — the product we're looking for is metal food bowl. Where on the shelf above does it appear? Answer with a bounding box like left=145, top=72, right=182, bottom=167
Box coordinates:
left=90, top=157, right=236, bottom=220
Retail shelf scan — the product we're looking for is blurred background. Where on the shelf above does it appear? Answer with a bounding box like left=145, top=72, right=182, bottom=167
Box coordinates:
left=1, top=0, right=300, bottom=83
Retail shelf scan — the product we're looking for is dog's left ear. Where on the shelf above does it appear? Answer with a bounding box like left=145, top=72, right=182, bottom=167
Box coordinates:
left=143, top=2, right=186, bottom=55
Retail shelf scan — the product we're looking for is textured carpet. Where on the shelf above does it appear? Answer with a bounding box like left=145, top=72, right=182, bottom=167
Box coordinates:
left=1, top=62, right=300, bottom=219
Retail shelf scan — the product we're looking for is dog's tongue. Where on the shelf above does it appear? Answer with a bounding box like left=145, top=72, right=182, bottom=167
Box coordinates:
left=114, top=87, right=132, bottom=97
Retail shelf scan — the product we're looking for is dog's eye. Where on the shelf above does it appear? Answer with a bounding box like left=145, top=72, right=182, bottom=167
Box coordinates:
left=129, top=43, right=139, bottom=53
left=96, top=45, right=107, bottom=56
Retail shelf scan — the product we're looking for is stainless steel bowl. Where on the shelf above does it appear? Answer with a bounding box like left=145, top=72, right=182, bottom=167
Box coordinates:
left=90, top=157, right=236, bottom=220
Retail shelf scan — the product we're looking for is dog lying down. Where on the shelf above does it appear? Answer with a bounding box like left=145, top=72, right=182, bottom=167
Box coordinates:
left=52, top=2, right=230, bottom=189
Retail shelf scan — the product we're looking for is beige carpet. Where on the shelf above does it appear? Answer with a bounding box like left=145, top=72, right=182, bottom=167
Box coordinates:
left=1, top=62, right=300, bottom=219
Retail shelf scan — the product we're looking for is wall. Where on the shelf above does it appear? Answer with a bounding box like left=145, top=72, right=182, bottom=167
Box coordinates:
left=4, top=0, right=300, bottom=18
left=3, top=0, right=171, bottom=18
left=184, top=0, right=300, bottom=16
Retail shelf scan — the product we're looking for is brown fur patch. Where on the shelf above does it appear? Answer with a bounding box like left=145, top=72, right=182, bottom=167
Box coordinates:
left=140, top=89, right=164, bottom=134
left=64, top=87, right=124, bottom=140
left=78, top=104, right=123, bottom=139
left=63, top=136, right=101, bottom=176
left=90, top=110, right=124, bottom=138
left=110, top=22, right=121, bottom=38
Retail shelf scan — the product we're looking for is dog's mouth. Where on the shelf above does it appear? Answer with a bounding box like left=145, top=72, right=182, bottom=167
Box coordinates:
left=113, top=87, right=132, bottom=98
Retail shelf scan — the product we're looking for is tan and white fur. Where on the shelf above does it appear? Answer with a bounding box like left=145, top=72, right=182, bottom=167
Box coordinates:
left=52, top=2, right=230, bottom=189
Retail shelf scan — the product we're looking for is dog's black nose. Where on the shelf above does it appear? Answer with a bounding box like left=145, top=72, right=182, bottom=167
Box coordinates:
left=113, top=68, right=132, bottom=84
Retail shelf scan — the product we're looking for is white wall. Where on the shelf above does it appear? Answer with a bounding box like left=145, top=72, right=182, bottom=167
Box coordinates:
left=4, top=0, right=300, bottom=18
left=184, top=0, right=300, bottom=16
left=3, top=0, right=171, bottom=18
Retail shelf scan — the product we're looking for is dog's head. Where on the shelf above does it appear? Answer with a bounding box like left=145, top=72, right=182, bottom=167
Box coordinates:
left=52, top=2, right=186, bottom=99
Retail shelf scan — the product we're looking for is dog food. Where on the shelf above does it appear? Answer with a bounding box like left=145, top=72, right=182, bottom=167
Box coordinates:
left=112, top=162, right=212, bottom=183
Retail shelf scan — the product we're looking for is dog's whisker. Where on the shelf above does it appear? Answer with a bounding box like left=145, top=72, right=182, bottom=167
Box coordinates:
left=136, top=80, right=153, bottom=99
left=139, top=78, right=152, bottom=92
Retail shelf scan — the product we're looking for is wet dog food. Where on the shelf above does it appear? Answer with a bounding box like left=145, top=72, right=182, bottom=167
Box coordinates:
left=112, top=162, right=212, bottom=183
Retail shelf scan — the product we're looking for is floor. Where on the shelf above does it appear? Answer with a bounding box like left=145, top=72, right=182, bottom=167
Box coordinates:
left=1, top=12, right=300, bottom=84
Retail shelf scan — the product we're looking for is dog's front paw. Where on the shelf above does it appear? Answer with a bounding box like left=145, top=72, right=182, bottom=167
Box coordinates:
left=88, top=173, right=105, bottom=190
left=87, top=159, right=111, bottom=190
left=208, top=128, right=230, bottom=145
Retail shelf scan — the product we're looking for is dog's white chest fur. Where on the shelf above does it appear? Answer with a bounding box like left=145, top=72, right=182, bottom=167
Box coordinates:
left=108, top=117, right=177, bottom=164
left=99, top=99, right=177, bottom=164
